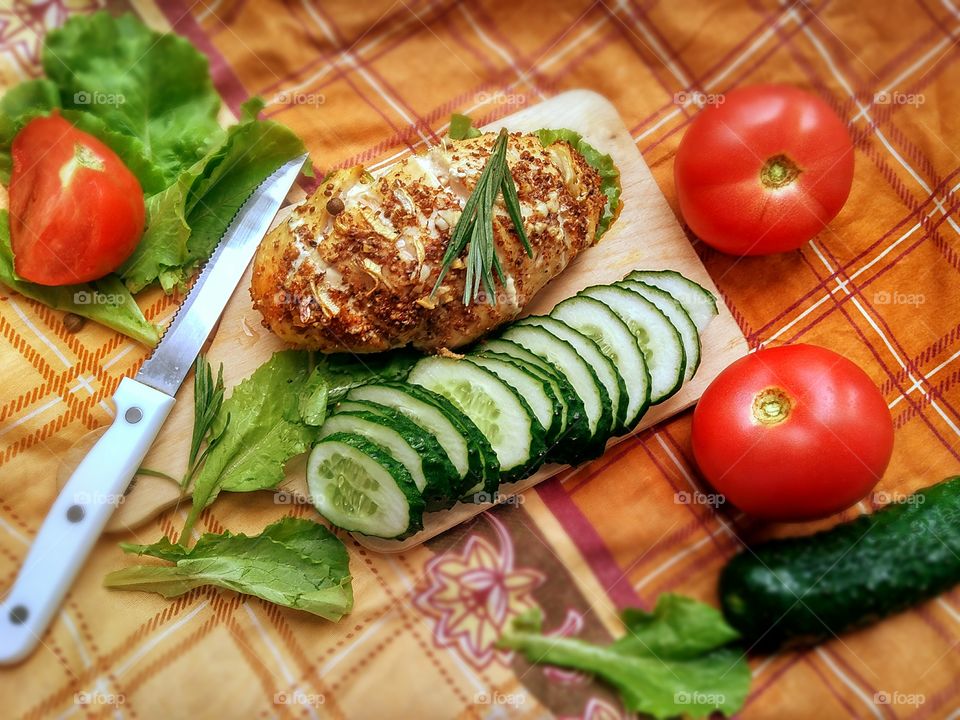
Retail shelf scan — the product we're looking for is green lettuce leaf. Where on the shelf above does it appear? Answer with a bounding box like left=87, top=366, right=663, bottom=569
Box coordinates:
left=181, top=98, right=309, bottom=271
left=449, top=113, right=482, bottom=140
left=119, top=154, right=209, bottom=293
left=181, top=348, right=416, bottom=538
left=104, top=517, right=353, bottom=621
left=182, top=351, right=319, bottom=539
left=0, top=79, right=60, bottom=181
left=498, top=594, right=750, bottom=719
left=0, top=211, right=159, bottom=345
left=43, top=11, right=224, bottom=187
left=120, top=98, right=309, bottom=293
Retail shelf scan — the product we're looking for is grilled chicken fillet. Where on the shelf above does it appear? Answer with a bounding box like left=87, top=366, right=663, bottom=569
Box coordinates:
left=251, top=132, right=608, bottom=352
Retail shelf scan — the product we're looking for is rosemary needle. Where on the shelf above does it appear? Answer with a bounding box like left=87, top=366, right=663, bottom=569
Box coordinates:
left=432, top=129, right=532, bottom=306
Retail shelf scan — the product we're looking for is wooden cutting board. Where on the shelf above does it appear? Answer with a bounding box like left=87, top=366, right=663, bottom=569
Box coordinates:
left=98, top=89, right=748, bottom=551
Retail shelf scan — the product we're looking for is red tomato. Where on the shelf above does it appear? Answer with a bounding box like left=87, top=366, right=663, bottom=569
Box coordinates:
left=691, top=344, right=893, bottom=521
left=674, top=84, right=854, bottom=255
left=9, top=112, right=145, bottom=285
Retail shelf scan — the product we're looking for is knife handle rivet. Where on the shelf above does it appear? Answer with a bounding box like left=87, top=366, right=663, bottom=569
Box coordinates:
left=8, top=605, right=28, bottom=625
left=66, top=504, right=85, bottom=523
left=125, top=407, right=143, bottom=424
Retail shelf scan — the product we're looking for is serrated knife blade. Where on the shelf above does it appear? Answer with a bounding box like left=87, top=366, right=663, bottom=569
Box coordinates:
left=137, top=153, right=308, bottom=396
left=0, top=152, right=307, bottom=665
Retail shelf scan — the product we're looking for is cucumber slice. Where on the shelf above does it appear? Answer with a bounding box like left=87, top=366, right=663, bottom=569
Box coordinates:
left=334, top=400, right=461, bottom=510
left=307, top=432, right=424, bottom=538
left=465, top=354, right=563, bottom=444
left=624, top=270, right=718, bottom=332
left=579, top=284, right=685, bottom=404
left=408, top=357, right=546, bottom=481
left=325, top=404, right=458, bottom=508
left=477, top=350, right=569, bottom=438
left=550, top=295, right=651, bottom=430
left=500, top=324, right=613, bottom=453
left=617, top=279, right=701, bottom=382
left=346, top=382, right=499, bottom=498
left=516, top=315, right=627, bottom=434
left=475, top=338, right=592, bottom=462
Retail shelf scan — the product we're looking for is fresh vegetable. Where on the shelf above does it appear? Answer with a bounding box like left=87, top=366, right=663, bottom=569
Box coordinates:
left=0, top=13, right=309, bottom=341
left=0, top=210, right=158, bottom=344
left=517, top=315, right=628, bottom=433
left=476, top=337, right=592, bottom=463
left=498, top=593, right=750, bottom=719
left=432, top=128, right=532, bottom=306
left=105, top=517, right=353, bottom=621
left=407, top=356, right=547, bottom=480
left=625, top=270, right=717, bottom=332
left=617, top=280, right=700, bottom=382
left=465, top=354, right=564, bottom=445
left=9, top=113, right=145, bottom=285
left=308, top=432, right=426, bottom=538
left=692, top=344, right=893, bottom=521
left=182, top=350, right=416, bottom=538
left=42, top=12, right=223, bottom=189
left=320, top=406, right=459, bottom=506
left=345, top=383, right=499, bottom=498
left=578, top=284, right=686, bottom=404
left=120, top=98, right=308, bottom=293
left=181, top=351, right=319, bottom=540
left=502, top=323, right=613, bottom=449
left=550, top=295, right=651, bottom=429
left=720, top=477, right=960, bottom=648
left=675, top=84, right=854, bottom=255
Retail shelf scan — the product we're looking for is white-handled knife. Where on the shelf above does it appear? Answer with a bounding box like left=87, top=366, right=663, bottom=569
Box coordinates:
left=0, top=153, right=308, bottom=665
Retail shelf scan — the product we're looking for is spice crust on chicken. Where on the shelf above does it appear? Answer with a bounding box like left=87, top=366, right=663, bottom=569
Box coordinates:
left=251, top=131, right=612, bottom=353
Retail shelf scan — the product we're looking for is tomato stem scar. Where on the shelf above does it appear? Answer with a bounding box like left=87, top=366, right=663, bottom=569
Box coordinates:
left=761, top=154, right=801, bottom=189
left=752, top=387, right=792, bottom=425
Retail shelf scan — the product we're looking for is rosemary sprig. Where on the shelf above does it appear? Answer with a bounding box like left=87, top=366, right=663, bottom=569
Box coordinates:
left=432, top=128, right=532, bottom=306
left=182, top=355, right=229, bottom=490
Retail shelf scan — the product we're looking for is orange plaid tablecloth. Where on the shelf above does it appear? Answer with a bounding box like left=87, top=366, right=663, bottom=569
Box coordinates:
left=2, top=0, right=960, bottom=718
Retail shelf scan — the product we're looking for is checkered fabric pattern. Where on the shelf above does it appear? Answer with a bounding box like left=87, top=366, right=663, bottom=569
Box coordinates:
left=1, top=0, right=959, bottom=718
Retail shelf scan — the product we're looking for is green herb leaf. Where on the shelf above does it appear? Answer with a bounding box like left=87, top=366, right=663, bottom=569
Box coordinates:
left=497, top=593, right=750, bottom=719
left=448, top=113, right=482, bottom=140
left=0, top=211, right=159, bottom=345
left=183, top=355, right=227, bottom=489
left=433, top=129, right=528, bottom=306
left=105, top=517, right=353, bottom=621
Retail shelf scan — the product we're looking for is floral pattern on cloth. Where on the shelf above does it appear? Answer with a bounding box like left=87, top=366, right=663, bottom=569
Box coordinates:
left=414, top=513, right=544, bottom=668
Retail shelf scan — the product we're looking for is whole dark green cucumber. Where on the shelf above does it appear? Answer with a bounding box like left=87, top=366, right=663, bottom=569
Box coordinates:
left=720, top=477, right=960, bottom=648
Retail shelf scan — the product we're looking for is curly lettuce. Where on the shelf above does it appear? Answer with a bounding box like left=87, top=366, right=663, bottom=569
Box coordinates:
left=105, top=517, right=353, bottom=621
left=498, top=594, right=750, bottom=719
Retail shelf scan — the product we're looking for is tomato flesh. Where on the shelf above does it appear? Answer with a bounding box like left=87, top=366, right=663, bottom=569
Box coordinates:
left=691, top=344, right=894, bottom=521
left=9, top=112, right=145, bottom=285
left=674, top=84, right=854, bottom=256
